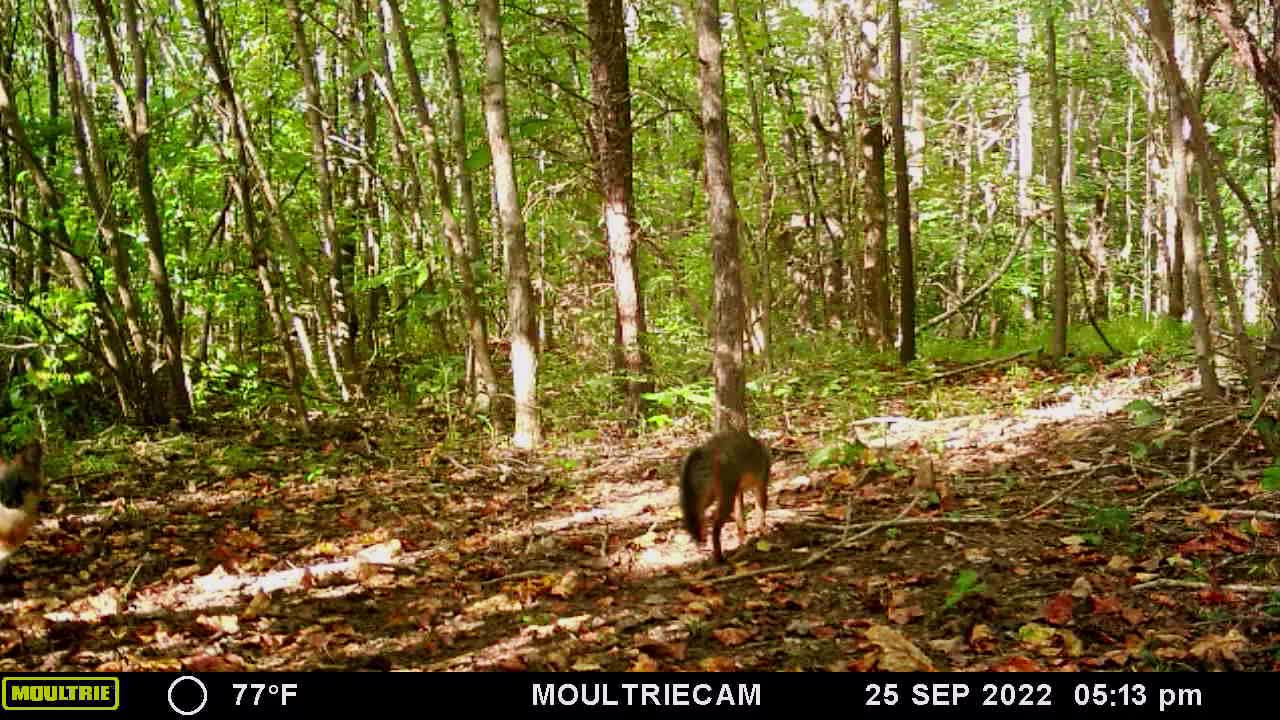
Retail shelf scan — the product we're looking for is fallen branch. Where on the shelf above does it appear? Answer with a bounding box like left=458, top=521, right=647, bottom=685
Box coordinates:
left=1130, top=578, right=1280, bottom=594
left=905, top=348, right=1038, bottom=385
left=1220, top=509, right=1280, bottom=521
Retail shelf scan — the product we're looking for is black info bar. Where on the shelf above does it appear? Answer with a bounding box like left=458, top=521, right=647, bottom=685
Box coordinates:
left=0, top=672, right=1265, bottom=718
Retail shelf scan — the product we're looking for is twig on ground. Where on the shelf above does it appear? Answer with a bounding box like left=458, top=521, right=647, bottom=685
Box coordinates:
left=1018, top=461, right=1106, bottom=520
left=1130, top=578, right=1280, bottom=594
left=480, top=569, right=555, bottom=585
left=1135, top=378, right=1279, bottom=512
left=1220, top=509, right=1280, bottom=521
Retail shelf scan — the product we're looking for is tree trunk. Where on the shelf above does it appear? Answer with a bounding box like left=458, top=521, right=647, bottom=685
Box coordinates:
left=1016, top=10, right=1036, bottom=323
left=1046, top=9, right=1069, bottom=359
left=385, top=0, right=501, bottom=413
left=889, top=0, right=915, bottom=364
left=285, top=0, right=355, bottom=400
left=478, top=0, right=541, bottom=449
left=193, top=0, right=342, bottom=402
left=731, top=0, right=773, bottom=360
left=695, top=0, right=747, bottom=433
left=587, top=0, right=653, bottom=421
left=439, top=0, right=485, bottom=268
left=854, top=0, right=890, bottom=348
left=90, top=0, right=192, bottom=420
left=0, top=66, right=140, bottom=419
left=1146, top=0, right=1219, bottom=399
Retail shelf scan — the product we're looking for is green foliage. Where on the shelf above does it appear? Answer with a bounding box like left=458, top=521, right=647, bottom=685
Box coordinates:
left=1124, top=399, right=1165, bottom=428
left=1086, top=506, right=1133, bottom=537
left=1263, top=592, right=1280, bottom=618
left=1261, top=462, right=1280, bottom=493
left=943, top=569, right=985, bottom=609
left=643, top=382, right=712, bottom=429
left=808, top=439, right=866, bottom=469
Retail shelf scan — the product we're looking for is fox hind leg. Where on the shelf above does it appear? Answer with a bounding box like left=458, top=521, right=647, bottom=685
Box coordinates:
left=755, top=483, right=768, bottom=534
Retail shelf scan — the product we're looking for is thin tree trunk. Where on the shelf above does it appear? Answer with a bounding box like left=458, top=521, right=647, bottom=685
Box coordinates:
left=439, top=0, right=485, bottom=266
left=1016, top=10, right=1036, bottom=323
left=855, top=0, right=890, bottom=348
left=478, top=0, right=541, bottom=449
left=285, top=0, right=355, bottom=400
left=588, top=0, right=653, bottom=420
left=0, top=67, right=139, bottom=418
left=730, top=0, right=773, bottom=361
left=695, top=0, right=747, bottom=433
left=1047, top=9, right=1069, bottom=359
left=1145, top=0, right=1219, bottom=399
left=90, top=0, right=192, bottom=420
left=385, top=0, right=501, bottom=413
left=52, top=0, right=155, bottom=403
left=889, top=0, right=915, bottom=364
left=193, top=0, right=342, bottom=400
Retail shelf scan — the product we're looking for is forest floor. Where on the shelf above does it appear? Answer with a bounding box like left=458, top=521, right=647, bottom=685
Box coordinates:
left=2, top=358, right=1279, bottom=672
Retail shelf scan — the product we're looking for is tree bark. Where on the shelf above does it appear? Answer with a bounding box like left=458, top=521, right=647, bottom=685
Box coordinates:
left=889, top=0, right=915, bottom=364
left=1046, top=10, right=1069, bottom=359
left=385, top=0, right=501, bottom=413
left=854, top=0, right=890, bottom=348
left=1146, top=0, right=1220, bottom=400
left=695, top=0, right=747, bottom=433
left=1016, top=9, right=1036, bottom=323
left=587, top=0, right=653, bottom=420
left=478, top=0, right=541, bottom=449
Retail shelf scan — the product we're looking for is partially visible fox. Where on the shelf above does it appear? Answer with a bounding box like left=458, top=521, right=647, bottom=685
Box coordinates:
left=0, top=443, right=43, bottom=573
left=680, top=430, right=770, bottom=563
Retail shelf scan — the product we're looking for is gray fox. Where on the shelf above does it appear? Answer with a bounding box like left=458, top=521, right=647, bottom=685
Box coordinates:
left=680, top=430, right=770, bottom=563
left=0, top=443, right=43, bottom=573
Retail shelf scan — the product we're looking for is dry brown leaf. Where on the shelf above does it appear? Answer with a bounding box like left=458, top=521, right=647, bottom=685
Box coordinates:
left=182, top=653, right=247, bottom=672
left=711, top=627, right=752, bottom=647
left=629, top=653, right=659, bottom=672
left=1189, top=629, right=1246, bottom=663
left=550, top=570, right=580, bottom=599
left=1042, top=592, right=1073, bottom=625
left=968, top=624, right=996, bottom=653
left=865, top=624, right=935, bottom=671
left=699, top=656, right=738, bottom=671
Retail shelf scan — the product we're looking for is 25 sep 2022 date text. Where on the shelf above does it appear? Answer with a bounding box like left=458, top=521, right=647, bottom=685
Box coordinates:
left=864, top=682, right=1204, bottom=711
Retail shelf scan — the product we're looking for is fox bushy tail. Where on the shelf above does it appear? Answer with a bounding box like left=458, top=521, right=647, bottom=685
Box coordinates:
left=680, top=445, right=709, bottom=540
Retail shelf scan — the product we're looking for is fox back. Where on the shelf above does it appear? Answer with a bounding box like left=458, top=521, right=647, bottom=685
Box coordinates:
left=0, top=443, right=43, bottom=563
left=680, top=431, right=770, bottom=562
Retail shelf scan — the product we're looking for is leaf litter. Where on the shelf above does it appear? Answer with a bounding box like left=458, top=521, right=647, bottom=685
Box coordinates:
left=1, top=367, right=1278, bottom=672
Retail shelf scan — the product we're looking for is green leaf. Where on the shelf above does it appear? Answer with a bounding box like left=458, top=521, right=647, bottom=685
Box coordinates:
left=1123, top=399, right=1164, bottom=428
left=464, top=146, right=491, bottom=172
left=1262, top=463, right=1280, bottom=492
left=944, top=569, right=984, bottom=609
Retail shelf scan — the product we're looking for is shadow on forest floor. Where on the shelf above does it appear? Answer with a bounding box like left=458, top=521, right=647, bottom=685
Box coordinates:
left=2, top=363, right=1278, bottom=671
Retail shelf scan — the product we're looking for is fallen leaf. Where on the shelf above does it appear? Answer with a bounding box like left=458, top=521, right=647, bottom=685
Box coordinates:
left=712, top=627, right=752, bottom=647
left=1189, top=629, right=1246, bottom=663
left=196, top=614, right=240, bottom=635
left=629, top=653, right=659, bottom=672
left=865, top=624, right=935, bottom=671
left=1042, top=593, right=1073, bottom=625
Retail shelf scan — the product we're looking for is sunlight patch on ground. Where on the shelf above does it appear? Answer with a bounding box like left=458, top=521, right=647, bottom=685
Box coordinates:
left=42, top=540, right=412, bottom=624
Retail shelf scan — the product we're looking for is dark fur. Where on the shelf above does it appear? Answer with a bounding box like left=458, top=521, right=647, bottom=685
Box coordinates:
left=679, top=431, right=770, bottom=562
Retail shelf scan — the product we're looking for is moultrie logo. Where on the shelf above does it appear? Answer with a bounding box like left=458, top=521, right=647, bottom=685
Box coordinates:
left=2, top=676, right=120, bottom=711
